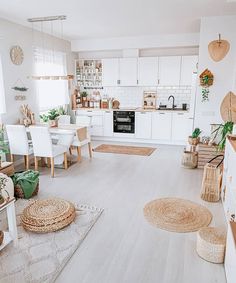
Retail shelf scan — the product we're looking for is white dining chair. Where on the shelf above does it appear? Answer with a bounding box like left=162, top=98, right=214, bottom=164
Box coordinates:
left=71, top=127, right=92, bottom=162
left=58, top=115, right=71, bottom=125
left=6, top=125, right=33, bottom=170
left=29, top=126, right=68, bottom=177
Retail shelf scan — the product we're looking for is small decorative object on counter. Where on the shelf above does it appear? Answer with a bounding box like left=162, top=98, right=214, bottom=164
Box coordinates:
left=188, top=128, right=202, bottom=146
left=199, top=69, right=214, bottom=102
left=112, top=99, right=120, bottom=109
left=11, top=170, right=39, bottom=199
left=0, top=230, right=4, bottom=246
left=208, top=34, right=230, bottom=62
left=202, top=136, right=211, bottom=145
left=71, top=88, right=81, bottom=110
left=182, top=150, right=198, bottom=169
left=143, top=91, right=157, bottom=109
left=201, top=155, right=224, bottom=202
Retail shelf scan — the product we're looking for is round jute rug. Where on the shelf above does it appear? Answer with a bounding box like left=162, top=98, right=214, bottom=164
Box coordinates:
left=143, top=198, right=212, bottom=233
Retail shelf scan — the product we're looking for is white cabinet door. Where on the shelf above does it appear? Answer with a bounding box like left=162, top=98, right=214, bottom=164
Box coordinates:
left=152, top=112, right=172, bottom=140
left=119, top=58, right=138, bottom=86
left=171, top=112, right=192, bottom=142
left=159, top=56, right=181, bottom=85
left=180, top=56, right=198, bottom=86
left=103, top=110, right=113, bottom=137
left=135, top=112, right=152, bottom=139
left=102, top=58, right=119, bottom=86
left=138, top=57, right=159, bottom=86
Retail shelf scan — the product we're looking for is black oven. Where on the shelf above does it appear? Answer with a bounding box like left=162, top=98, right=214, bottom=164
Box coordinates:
left=113, top=111, right=135, bottom=134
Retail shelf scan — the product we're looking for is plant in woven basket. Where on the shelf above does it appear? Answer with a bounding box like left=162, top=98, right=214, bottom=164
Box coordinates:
left=188, top=128, right=202, bottom=145
left=212, top=121, right=234, bottom=150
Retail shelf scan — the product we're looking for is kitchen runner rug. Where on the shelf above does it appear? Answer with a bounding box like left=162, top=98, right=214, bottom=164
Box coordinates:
left=93, top=144, right=156, bottom=156
left=0, top=199, right=103, bottom=283
left=144, top=198, right=212, bottom=233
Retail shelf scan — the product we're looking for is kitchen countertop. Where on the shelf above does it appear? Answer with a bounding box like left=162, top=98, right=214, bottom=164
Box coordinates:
left=75, top=107, right=189, bottom=113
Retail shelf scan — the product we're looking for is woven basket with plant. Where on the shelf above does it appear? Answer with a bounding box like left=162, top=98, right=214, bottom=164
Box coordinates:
left=188, top=128, right=202, bottom=145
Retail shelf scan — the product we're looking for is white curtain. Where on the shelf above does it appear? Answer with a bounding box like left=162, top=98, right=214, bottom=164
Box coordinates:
left=0, top=56, right=6, bottom=114
left=34, top=47, right=69, bottom=111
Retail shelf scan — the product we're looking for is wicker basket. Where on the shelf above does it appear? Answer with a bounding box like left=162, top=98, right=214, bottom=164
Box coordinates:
left=0, top=230, right=4, bottom=246
left=201, top=155, right=224, bottom=202
left=196, top=227, right=226, bottom=263
left=188, top=136, right=200, bottom=146
left=182, top=151, right=198, bottom=169
left=14, top=182, right=39, bottom=199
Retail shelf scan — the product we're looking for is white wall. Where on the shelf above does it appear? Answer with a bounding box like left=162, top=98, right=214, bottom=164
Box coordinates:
left=194, top=16, right=236, bottom=135
left=0, top=17, right=73, bottom=124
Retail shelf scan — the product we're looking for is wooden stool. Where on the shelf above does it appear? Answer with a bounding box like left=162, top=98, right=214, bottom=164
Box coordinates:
left=196, top=227, right=226, bottom=263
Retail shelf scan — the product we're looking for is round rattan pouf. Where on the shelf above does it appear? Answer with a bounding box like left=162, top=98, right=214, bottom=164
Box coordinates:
left=196, top=227, right=226, bottom=263
left=21, top=198, right=76, bottom=233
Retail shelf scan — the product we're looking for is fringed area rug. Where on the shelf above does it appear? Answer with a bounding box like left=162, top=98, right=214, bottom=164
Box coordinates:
left=144, top=198, right=212, bottom=233
left=0, top=199, right=103, bottom=283
left=93, top=144, right=156, bottom=156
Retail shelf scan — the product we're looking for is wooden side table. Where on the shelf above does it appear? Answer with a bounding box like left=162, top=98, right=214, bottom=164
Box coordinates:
left=0, top=198, right=18, bottom=251
left=0, top=162, right=15, bottom=176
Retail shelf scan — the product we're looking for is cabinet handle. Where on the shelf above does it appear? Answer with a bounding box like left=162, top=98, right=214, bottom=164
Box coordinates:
left=117, top=79, right=121, bottom=85
left=158, top=79, right=160, bottom=84
left=105, top=111, right=111, bottom=113
left=177, top=113, right=184, bottom=115
left=137, top=79, right=139, bottom=85
left=87, top=110, right=93, bottom=112
left=140, top=112, right=147, bottom=114
left=188, top=117, right=194, bottom=120
left=159, top=112, right=165, bottom=115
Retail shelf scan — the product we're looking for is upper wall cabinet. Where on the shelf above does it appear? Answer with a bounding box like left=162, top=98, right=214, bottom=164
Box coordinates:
left=119, top=58, right=138, bottom=86
left=102, top=58, right=119, bottom=87
left=158, top=56, right=181, bottom=86
left=138, top=57, right=159, bottom=86
left=180, top=56, right=198, bottom=86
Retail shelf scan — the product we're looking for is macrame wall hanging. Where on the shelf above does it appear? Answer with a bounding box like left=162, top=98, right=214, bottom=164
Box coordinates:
left=199, top=69, right=214, bottom=102
left=12, top=78, right=28, bottom=101
left=208, top=34, right=230, bottom=62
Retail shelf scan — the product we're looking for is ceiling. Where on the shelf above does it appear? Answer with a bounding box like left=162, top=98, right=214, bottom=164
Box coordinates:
left=0, top=0, right=236, bottom=40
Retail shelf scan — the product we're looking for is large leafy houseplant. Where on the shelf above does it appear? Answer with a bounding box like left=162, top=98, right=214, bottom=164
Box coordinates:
left=212, top=121, right=234, bottom=151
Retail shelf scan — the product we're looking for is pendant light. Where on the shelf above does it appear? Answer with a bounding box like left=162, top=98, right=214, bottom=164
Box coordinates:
left=27, top=15, right=74, bottom=80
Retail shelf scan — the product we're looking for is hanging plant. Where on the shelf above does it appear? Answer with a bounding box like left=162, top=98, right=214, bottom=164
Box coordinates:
left=199, top=69, right=214, bottom=102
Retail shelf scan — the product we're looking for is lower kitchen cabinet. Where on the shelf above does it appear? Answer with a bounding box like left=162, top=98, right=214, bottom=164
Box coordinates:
left=103, top=110, right=113, bottom=137
left=152, top=112, right=172, bottom=140
left=171, top=112, right=192, bottom=142
left=135, top=112, right=152, bottom=139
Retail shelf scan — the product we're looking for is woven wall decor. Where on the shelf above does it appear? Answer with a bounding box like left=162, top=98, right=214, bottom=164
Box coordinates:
left=208, top=34, right=230, bottom=62
left=220, top=91, right=236, bottom=123
left=199, top=69, right=214, bottom=102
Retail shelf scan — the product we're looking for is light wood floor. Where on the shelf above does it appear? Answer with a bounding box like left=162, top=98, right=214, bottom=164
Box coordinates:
left=36, top=142, right=226, bottom=283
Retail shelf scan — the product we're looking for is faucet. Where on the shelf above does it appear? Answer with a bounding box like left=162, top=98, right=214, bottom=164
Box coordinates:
left=168, top=95, right=176, bottom=109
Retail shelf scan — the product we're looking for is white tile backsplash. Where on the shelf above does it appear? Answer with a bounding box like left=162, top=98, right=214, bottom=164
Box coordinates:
left=101, top=86, right=192, bottom=108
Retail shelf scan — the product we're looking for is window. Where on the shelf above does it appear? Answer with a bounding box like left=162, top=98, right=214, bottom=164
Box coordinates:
left=0, top=56, right=6, bottom=114
left=34, top=47, right=69, bottom=111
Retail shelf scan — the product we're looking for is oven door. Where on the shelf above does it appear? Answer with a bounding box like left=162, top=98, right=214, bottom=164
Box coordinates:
left=113, top=122, right=135, bottom=133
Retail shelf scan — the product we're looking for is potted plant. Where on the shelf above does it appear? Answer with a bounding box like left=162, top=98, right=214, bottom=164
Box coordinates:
left=40, top=108, right=60, bottom=127
left=0, top=176, right=9, bottom=207
left=212, top=121, right=234, bottom=150
left=0, top=125, right=9, bottom=168
left=188, top=128, right=202, bottom=145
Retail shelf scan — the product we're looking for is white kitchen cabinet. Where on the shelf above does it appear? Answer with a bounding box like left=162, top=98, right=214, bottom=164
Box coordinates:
left=159, top=56, right=181, bottom=85
left=102, top=58, right=119, bottom=86
left=180, top=56, right=198, bottom=85
left=171, top=112, right=192, bottom=142
left=152, top=112, right=172, bottom=140
left=135, top=112, right=152, bottom=139
left=103, top=110, right=113, bottom=137
left=76, top=110, right=104, bottom=136
left=119, top=58, right=138, bottom=86
left=138, top=57, right=159, bottom=86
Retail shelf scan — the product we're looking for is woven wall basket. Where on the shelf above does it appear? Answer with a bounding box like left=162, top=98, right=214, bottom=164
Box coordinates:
left=208, top=36, right=230, bottom=62
left=220, top=91, right=236, bottom=123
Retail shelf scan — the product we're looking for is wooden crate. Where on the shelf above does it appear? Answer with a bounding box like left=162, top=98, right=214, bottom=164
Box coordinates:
left=197, top=143, right=224, bottom=169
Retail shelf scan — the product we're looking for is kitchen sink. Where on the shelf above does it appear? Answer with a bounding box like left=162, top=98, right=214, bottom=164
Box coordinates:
left=157, top=107, right=187, bottom=111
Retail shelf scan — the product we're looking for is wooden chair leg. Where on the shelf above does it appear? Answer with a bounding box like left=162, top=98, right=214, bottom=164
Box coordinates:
left=69, top=147, right=72, bottom=155
left=10, top=154, right=14, bottom=163
left=88, top=142, right=92, bottom=158
left=77, top=147, right=82, bottom=162
left=34, top=156, right=38, bottom=171
left=64, top=152, right=68, bottom=169
left=50, top=157, right=54, bottom=177
left=26, top=155, right=30, bottom=170
left=24, top=155, right=26, bottom=167
left=47, top=158, right=51, bottom=168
